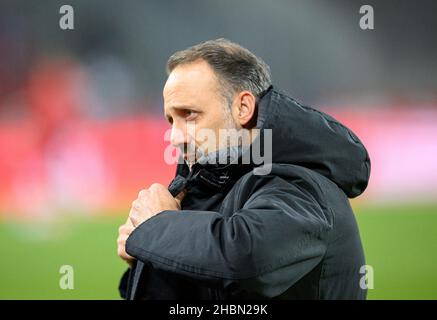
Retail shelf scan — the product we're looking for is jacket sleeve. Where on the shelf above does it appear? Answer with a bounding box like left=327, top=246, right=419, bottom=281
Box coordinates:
left=125, top=177, right=332, bottom=297
left=118, top=267, right=131, bottom=299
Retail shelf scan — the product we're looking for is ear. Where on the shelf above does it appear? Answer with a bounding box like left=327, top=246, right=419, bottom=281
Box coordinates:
left=233, top=91, right=257, bottom=129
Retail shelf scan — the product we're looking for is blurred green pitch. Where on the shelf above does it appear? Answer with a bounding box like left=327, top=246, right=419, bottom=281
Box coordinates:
left=0, top=203, right=436, bottom=300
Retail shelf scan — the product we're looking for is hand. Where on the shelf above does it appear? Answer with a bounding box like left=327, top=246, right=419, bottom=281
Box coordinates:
left=117, top=217, right=135, bottom=267
left=129, top=183, right=186, bottom=227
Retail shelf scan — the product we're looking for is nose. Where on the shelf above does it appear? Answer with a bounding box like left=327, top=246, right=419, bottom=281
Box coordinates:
left=170, top=124, right=188, bottom=148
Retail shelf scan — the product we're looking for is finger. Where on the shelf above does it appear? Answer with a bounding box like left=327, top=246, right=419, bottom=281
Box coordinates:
left=118, top=237, right=127, bottom=247
left=174, top=189, right=187, bottom=207
left=118, top=248, right=133, bottom=261
left=149, top=183, right=172, bottom=198
left=149, top=183, right=166, bottom=191
left=119, top=223, right=134, bottom=232
left=118, top=225, right=125, bottom=234
left=138, top=189, right=147, bottom=198
left=118, top=225, right=126, bottom=235
left=132, top=199, right=142, bottom=211
left=129, top=215, right=138, bottom=228
left=119, top=228, right=131, bottom=239
left=131, top=200, right=137, bottom=209
left=125, top=217, right=134, bottom=227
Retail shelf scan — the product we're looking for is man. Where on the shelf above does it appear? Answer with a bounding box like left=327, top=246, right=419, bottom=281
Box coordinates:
left=117, top=39, right=370, bottom=300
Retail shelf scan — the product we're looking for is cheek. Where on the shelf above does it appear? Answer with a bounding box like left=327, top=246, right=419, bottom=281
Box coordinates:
left=193, top=121, right=221, bottom=152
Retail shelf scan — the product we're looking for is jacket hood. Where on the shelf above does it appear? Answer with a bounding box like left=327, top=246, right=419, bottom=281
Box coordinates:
left=254, top=86, right=370, bottom=198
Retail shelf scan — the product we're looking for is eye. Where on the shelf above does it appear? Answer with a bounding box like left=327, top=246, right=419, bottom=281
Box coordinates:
left=185, top=110, right=198, bottom=121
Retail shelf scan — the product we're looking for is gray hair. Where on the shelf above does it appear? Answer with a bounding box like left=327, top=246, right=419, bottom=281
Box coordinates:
left=166, top=38, right=272, bottom=105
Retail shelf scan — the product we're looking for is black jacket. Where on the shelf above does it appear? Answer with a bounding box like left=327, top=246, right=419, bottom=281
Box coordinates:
left=119, top=86, right=371, bottom=300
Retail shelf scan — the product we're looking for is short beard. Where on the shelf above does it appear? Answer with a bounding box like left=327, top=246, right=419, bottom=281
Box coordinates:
left=185, top=98, right=243, bottom=169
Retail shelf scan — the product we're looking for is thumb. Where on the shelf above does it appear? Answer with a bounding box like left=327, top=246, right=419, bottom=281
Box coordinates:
left=174, top=189, right=187, bottom=208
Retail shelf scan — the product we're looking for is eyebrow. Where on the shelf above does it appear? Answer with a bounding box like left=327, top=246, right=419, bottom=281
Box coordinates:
left=167, top=104, right=199, bottom=111
left=164, top=105, right=199, bottom=119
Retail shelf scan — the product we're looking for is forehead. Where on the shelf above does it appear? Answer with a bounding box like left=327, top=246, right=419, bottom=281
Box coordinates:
left=163, top=60, right=219, bottom=107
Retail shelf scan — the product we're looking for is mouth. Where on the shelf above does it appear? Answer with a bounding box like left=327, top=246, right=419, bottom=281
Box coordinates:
left=183, top=153, right=196, bottom=161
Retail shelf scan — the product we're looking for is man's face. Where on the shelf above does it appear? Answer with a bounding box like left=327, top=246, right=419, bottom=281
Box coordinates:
left=163, top=60, right=240, bottom=165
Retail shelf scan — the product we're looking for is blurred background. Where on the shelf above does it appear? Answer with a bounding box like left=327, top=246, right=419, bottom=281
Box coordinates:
left=0, top=0, right=436, bottom=299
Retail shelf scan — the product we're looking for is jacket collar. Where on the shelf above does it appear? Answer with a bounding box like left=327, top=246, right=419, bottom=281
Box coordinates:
left=168, top=153, right=254, bottom=197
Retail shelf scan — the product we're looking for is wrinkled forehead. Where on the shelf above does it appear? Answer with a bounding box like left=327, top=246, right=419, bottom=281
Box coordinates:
left=163, top=61, right=221, bottom=106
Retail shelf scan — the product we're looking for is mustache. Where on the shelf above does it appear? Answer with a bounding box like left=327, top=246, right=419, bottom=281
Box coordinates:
left=176, top=143, right=203, bottom=156
left=178, top=143, right=194, bottom=154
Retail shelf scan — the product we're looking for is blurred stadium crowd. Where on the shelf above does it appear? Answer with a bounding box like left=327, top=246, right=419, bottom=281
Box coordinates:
left=1, top=0, right=436, bottom=219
